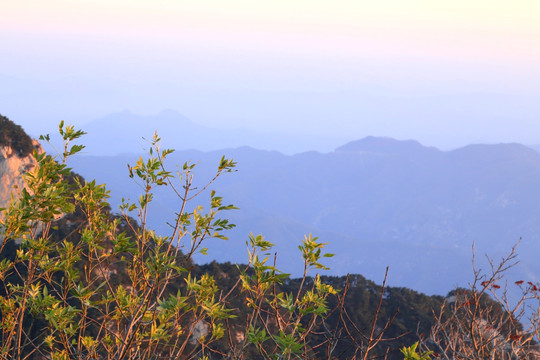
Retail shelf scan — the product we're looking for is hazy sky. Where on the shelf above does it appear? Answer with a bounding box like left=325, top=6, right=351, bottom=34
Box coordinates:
left=1, top=1, right=540, bottom=150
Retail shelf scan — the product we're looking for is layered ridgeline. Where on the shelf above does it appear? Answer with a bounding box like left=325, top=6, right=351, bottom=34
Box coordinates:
left=70, top=130, right=540, bottom=295
left=0, top=114, right=457, bottom=359
left=69, top=109, right=345, bottom=155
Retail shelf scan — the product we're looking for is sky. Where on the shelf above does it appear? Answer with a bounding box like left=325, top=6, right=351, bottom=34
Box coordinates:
left=1, top=0, right=540, bottom=151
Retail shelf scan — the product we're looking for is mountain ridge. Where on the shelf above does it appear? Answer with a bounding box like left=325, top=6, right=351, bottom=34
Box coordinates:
left=4, top=111, right=539, bottom=295
left=335, top=136, right=441, bottom=156
left=67, top=135, right=540, bottom=295
left=78, top=109, right=348, bottom=155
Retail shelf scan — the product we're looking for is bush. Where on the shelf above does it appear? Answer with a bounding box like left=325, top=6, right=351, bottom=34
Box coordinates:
left=0, top=123, right=354, bottom=360
left=6, top=122, right=535, bottom=360
left=417, top=242, right=540, bottom=359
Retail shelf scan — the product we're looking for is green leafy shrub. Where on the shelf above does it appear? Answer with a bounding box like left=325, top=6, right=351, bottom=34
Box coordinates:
left=400, top=342, right=432, bottom=360
left=4, top=121, right=485, bottom=360
left=0, top=123, right=350, bottom=360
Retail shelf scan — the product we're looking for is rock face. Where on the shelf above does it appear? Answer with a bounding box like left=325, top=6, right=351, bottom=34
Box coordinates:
left=0, top=115, right=40, bottom=210
left=0, top=145, right=37, bottom=208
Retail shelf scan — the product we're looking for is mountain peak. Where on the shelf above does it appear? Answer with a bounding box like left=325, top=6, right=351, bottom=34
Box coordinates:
left=158, top=108, right=183, bottom=118
left=335, top=136, right=439, bottom=156
left=449, top=142, right=540, bottom=164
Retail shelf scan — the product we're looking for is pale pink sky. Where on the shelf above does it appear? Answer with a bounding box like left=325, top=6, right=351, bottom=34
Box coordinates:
left=1, top=1, right=540, bottom=150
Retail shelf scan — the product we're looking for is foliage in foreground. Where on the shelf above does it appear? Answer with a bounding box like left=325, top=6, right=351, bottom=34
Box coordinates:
left=416, top=243, right=540, bottom=359
left=1, top=121, right=540, bottom=360
left=1, top=123, right=406, bottom=360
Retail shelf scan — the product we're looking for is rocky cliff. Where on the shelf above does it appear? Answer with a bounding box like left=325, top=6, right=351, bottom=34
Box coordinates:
left=0, top=114, right=40, bottom=210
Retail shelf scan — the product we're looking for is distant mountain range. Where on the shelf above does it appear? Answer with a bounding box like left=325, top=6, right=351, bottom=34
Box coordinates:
left=68, top=131, right=540, bottom=296
left=76, top=109, right=347, bottom=155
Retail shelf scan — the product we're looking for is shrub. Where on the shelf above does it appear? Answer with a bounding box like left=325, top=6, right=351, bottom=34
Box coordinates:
left=417, top=242, right=540, bottom=359
left=0, top=123, right=348, bottom=360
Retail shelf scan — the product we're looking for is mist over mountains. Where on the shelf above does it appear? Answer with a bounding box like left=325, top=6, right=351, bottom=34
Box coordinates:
left=67, top=115, right=540, bottom=296
left=78, top=109, right=346, bottom=155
